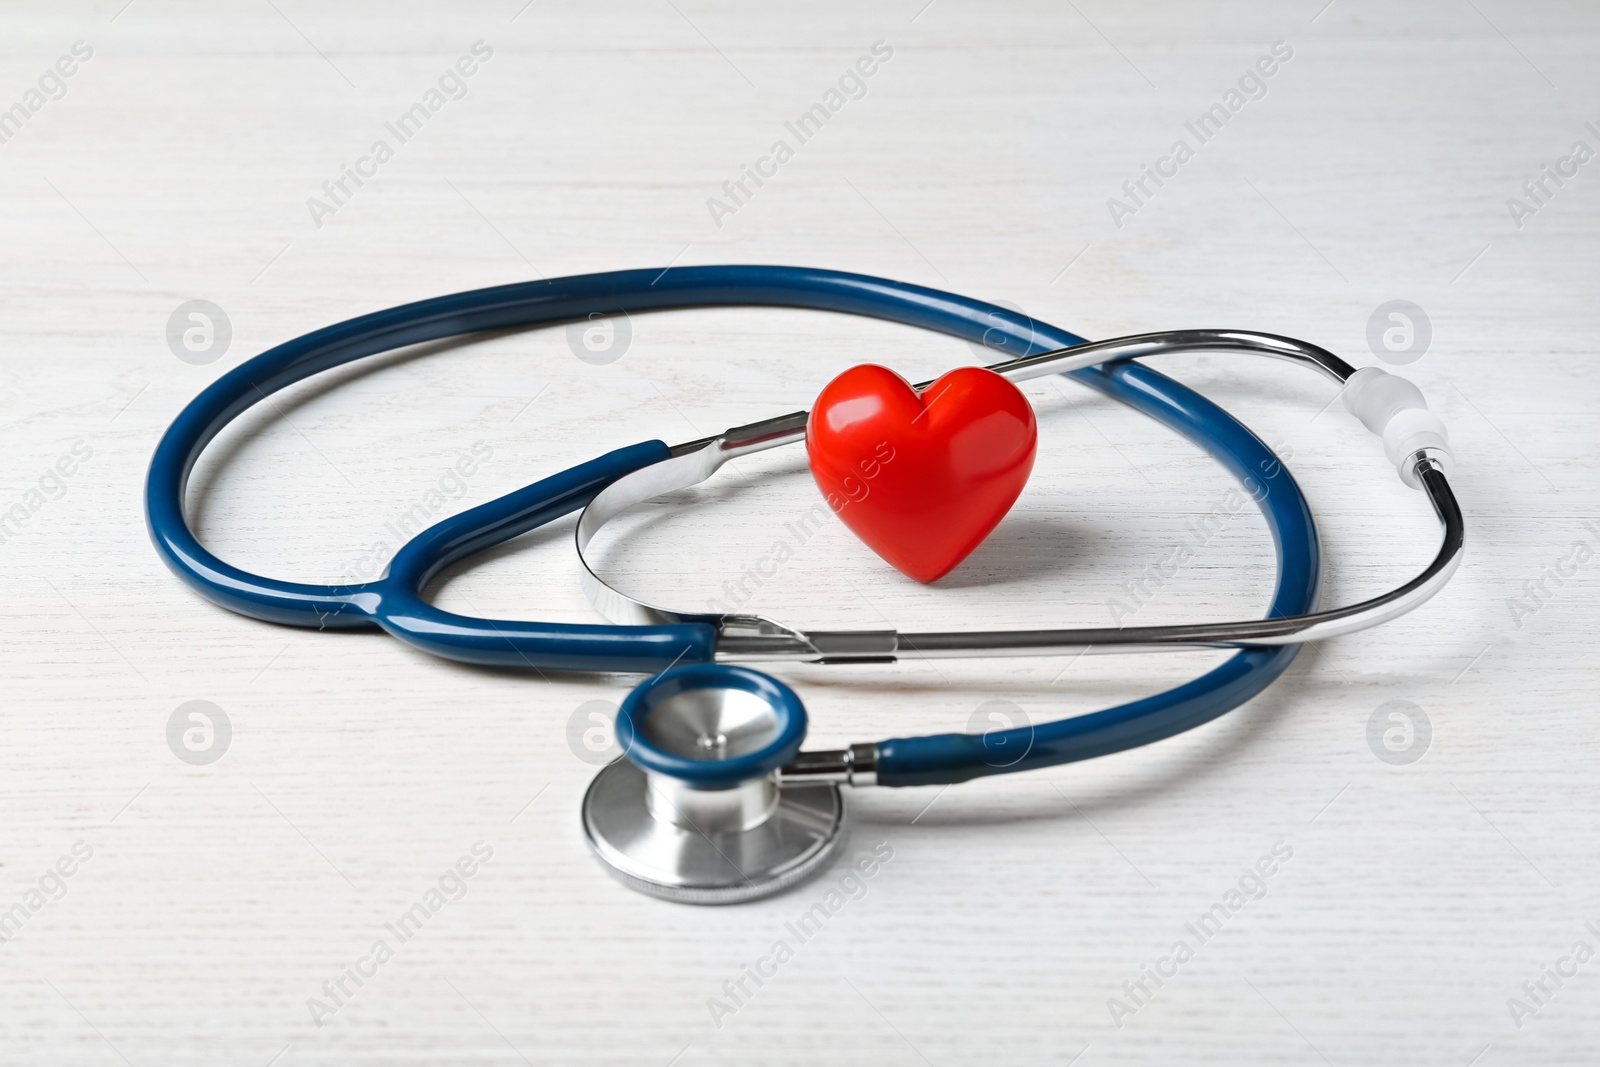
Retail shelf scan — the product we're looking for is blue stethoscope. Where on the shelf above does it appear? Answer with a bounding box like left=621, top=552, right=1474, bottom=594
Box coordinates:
left=147, top=265, right=1461, bottom=903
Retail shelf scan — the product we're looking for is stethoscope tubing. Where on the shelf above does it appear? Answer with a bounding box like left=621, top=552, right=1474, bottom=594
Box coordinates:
left=579, top=328, right=1460, bottom=657
left=145, top=264, right=1320, bottom=784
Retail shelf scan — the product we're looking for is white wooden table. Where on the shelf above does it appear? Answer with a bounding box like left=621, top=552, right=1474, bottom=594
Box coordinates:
left=3, top=1, right=1597, bottom=1063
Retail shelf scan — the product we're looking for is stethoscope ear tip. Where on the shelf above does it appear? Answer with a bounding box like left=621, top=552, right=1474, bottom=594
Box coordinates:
left=582, top=664, right=846, bottom=905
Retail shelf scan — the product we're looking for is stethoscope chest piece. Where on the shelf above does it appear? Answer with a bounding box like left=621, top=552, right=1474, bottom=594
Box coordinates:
left=582, top=665, right=845, bottom=905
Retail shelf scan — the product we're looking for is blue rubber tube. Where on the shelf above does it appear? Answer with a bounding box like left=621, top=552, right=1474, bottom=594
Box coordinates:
left=875, top=363, right=1316, bottom=786
left=145, top=265, right=1319, bottom=778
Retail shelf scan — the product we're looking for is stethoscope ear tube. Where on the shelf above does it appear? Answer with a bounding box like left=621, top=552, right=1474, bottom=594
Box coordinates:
left=577, top=325, right=1459, bottom=658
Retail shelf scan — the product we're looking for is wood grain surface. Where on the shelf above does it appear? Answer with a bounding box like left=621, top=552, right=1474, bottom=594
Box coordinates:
left=1, top=1, right=1597, bottom=1064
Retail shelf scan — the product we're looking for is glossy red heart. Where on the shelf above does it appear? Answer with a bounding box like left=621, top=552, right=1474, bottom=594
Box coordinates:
left=806, top=364, right=1037, bottom=583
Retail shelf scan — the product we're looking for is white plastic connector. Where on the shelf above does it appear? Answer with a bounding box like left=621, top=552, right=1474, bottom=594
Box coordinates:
left=1341, top=366, right=1453, bottom=489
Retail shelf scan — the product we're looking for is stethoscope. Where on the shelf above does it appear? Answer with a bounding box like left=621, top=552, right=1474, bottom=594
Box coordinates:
left=147, top=265, right=1462, bottom=904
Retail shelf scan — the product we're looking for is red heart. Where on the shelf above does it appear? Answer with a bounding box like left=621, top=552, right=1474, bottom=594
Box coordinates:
left=806, top=364, right=1037, bottom=583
